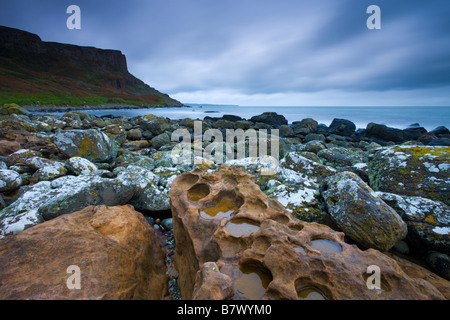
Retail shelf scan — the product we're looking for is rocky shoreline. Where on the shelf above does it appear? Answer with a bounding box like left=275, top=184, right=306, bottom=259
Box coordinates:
left=23, top=104, right=188, bottom=114
left=0, top=104, right=449, bottom=300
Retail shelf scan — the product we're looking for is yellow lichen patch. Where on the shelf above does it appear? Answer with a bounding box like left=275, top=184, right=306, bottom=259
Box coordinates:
left=79, top=137, right=100, bottom=158
left=424, top=215, right=436, bottom=223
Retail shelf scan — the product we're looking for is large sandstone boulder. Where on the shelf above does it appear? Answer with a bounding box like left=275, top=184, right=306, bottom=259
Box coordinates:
left=54, top=129, right=118, bottom=163
left=0, top=205, right=168, bottom=300
left=321, top=171, right=407, bottom=251
left=368, top=146, right=450, bottom=205
left=169, top=166, right=450, bottom=300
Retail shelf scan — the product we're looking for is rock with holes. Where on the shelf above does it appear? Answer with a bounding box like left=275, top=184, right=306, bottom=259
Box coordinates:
left=368, top=146, right=450, bottom=205
left=322, top=171, right=407, bottom=251
left=0, top=205, right=168, bottom=300
left=169, top=166, right=450, bottom=300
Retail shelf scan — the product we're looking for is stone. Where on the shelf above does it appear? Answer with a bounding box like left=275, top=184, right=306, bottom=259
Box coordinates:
left=317, top=147, right=366, bottom=168
left=234, top=120, right=252, bottom=130
left=426, top=252, right=450, bottom=281
left=66, top=157, right=98, bottom=175
left=304, top=133, right=326, bottom=143
left=213, top=119, right=235, bottom=130
left=278, top=125, right=294, bottom=137
left=365, top=122, right=405, bottom=143
left=192, top=262, right=234, bottom=300
left=115, top=165, right=173, bottom=212
left=328, top=119, right=356, bottom=137
left=169, top=166, right=450, bottom=300
left=431, top=126, right=450, bottom=136
left=0, top=103, right=31, bottom=116
left=54, top=129, right=118, bottom=163
left=0, top=174, right=136, bottom=236
left=250, top=112, right=288, bottom=128
left=322, top=171, right=407, bottom=251
left=0, top=169, right=22, bottom=192
left=0, top=140, right=22, bottom=156
left=303, top=140, right=326, bottom=154
left=0, top=205, right=168, bottom=299
left=280, top=152, right=336, bottom=183
left=4, top=149, right=40, bottom=167
left=139, top=114, right=171, bottom=135
left=377, top=192, right=450, bottom=255
left=127, top=128, right=143, bottom=140
left=291, top=118, right=318, bottom=135
left=150, top=133, right=171, bottom=150
left=368, top=146, right=450, bottom=205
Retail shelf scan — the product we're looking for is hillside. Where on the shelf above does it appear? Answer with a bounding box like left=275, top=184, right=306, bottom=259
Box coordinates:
left=0, top=26, right=183, bottom=108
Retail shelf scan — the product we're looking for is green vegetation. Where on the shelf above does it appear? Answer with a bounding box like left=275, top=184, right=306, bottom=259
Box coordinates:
left=0, top=91, right=168, bottom=107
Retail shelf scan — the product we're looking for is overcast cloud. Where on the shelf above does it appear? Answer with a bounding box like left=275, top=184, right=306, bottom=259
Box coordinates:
left=1, top=0, right=449, bottom=106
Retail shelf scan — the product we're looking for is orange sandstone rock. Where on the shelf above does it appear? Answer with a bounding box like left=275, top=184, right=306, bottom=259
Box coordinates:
left=0, top=205, right=168, bottom=300
left=170, top=166, right=450, bottom=300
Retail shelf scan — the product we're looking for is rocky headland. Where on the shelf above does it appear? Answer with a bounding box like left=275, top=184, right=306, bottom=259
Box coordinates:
left=0, top=106, right=449, bottom=300
left=0, top=26, right=182, bottom=108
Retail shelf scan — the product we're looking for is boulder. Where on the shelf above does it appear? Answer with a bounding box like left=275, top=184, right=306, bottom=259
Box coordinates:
left=54, top=129, right=118, bottom=163
left=328, top=119, right=356, bottom=137
left=0, top=103, right=31, bottom=116
left=0, top=205, right=168, bottom=300
left=280, top=152, right=336, bottom=183
left=169, top=166, right=450, bottom=300
left=317, top=147, right=367, bottom=168
left=304, top=133, right=326, bottom=143
left=368, top=146, right=450, bottom=205
left=291, top=118, right=318, bottom=135
left=431, top=126, right=450, bottom=136
left=278, top=125, right=294, bottom=137
left=150, top=132, right=171, bottom=149
left=0, top=174, right=136, bottom=236
left=365, top=123, right=405, bottom=143
left=66, top=157, right=98, bottom=175
left=127, top=128, right=143, bottom=140
left=4, top=149, right=40, bottom=167
left=0, top=140, right=22, bottom=156
left=138, top=115, right=171, bottom=135
left=321, top=171, right=407, bottom=251
left=0, top=169, right=22, bottom=192
left=115, top=165, right=173, bottom=212
left=250, top=112, right=288, bottom=128
left=377, top=192, right=450, bottom=255
left=24, top=156, right=68, bottom=182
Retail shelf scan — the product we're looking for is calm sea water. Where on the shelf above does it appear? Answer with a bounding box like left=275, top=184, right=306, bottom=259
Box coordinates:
left=39, top=106, right=450, bottom=131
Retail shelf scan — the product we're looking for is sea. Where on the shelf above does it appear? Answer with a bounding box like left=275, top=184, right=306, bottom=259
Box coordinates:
left=37, top=105, right=450, bottom=131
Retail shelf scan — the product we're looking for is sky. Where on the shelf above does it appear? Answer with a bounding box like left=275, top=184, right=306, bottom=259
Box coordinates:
left=0, top=0, right=450, bottom=106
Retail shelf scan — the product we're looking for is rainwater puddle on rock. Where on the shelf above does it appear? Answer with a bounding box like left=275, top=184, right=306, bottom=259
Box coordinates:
left=187, top=183, right=210, bottom=202
left=234, top=266, right=272, bottom=300
left=297, top=287, right=327, bottom=300
left=293, top=245, right=306, bottom=255
left=310, top=239, right=342, bottom=253
left=200, top=198, right=239, bottom=219
left=225, top=220, right=260, bottom=237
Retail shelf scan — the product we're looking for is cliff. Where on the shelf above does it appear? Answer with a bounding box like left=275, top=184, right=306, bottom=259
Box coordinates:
left=0, top=26, right=183, bottom=107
